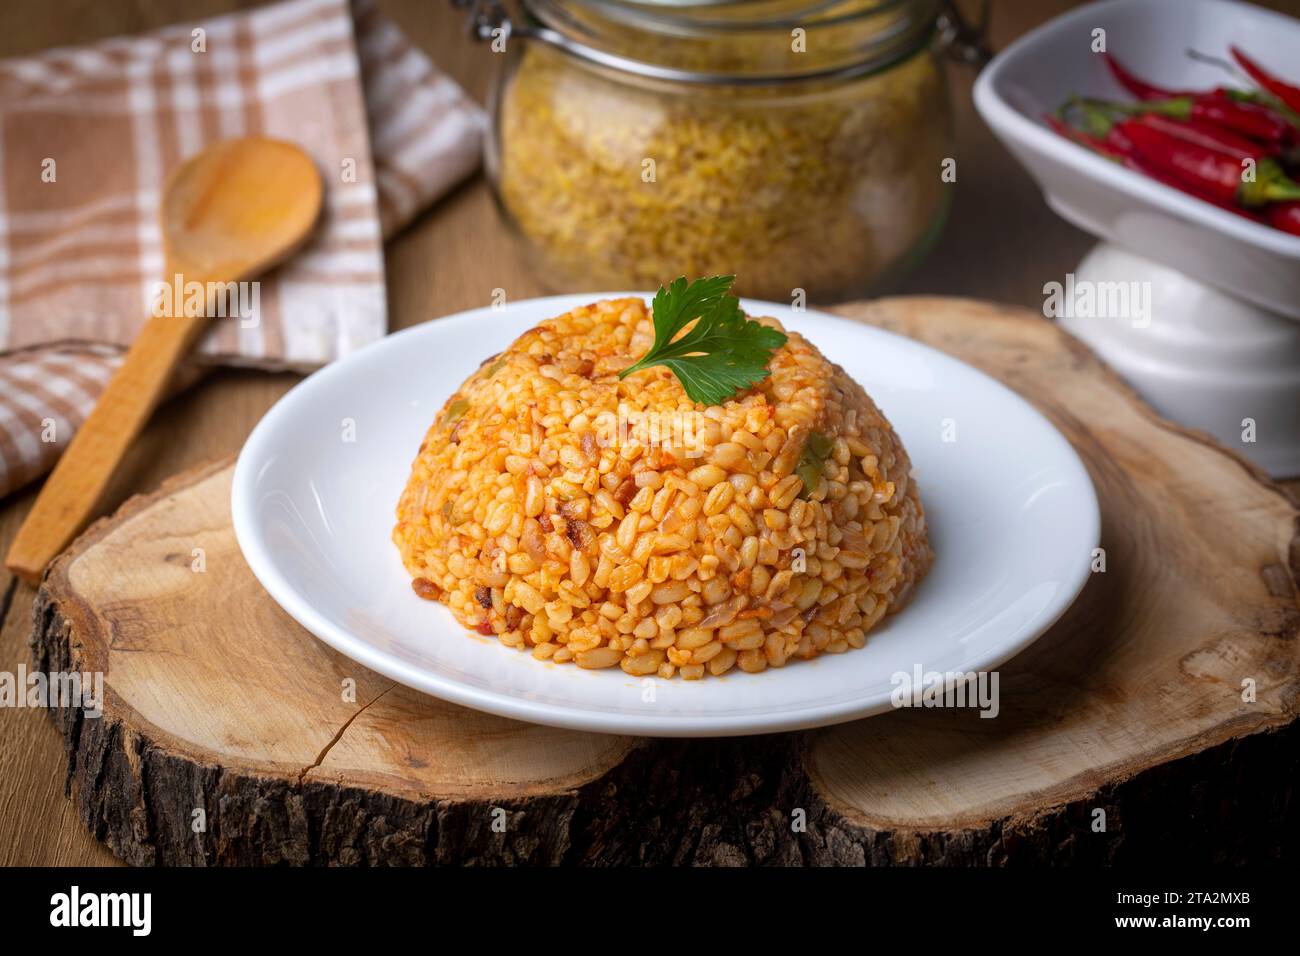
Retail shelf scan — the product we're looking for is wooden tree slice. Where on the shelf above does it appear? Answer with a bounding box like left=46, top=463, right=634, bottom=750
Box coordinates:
left=803, top=297, right=1300, bottom=865
left=32, top=459, right=639, bottom=865
left=30, top=297, right=1300, bottom=866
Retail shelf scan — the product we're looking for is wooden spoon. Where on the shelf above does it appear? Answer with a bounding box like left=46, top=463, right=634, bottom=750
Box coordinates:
left=5, top=137, right=322, bottom=585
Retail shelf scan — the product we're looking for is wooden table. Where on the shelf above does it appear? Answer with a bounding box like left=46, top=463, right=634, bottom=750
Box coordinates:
left=0, top=0, right=1296, bottom=866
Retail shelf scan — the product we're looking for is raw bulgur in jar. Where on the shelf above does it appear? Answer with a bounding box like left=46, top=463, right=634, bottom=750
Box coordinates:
left=482, top=0, right=955, bottom=301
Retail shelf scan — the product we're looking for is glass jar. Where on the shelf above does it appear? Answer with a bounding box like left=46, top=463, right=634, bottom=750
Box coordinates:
left=463, top=0, right=979, bottom=302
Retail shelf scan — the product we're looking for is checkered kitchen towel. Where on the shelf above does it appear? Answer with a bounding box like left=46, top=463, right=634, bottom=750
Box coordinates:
left=0, top=0, right=484, bottom=498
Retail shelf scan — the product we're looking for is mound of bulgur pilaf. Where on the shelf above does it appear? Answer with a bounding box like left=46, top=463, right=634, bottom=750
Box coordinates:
left=393, top=297, right=931, bottom=679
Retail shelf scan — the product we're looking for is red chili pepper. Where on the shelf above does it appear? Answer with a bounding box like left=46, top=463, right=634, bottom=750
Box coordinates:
left=1102, top=52, right=1194, bottom=100
left=1119, top=119, right=1300, bottom=207
left=1046, top=112, right=1265, bottom=220
left=1113, top=121, right=1239, bottom=206
left=1230, top=46, right=1300, bottom=115
left=1218, top=88, right=1300, bottom=152
left=1124, top=152, right=1263, bottom=219
left=1072, top=111, right=1228, bottom=202
left=1197, top=91, right=1292, bottom=145
left=1129, top=113, right=1276, bottom=159
left=1124, top=156, right=1267, bottom=221
left=1124, top=122, right=1238, bottom=203
left=1267, top=201, right=1300, bottom=236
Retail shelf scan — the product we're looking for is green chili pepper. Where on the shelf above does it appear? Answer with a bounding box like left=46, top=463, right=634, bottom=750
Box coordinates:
left=442, top=398, right=469, bottom=427
left=796, top=430, right=832, bottom=500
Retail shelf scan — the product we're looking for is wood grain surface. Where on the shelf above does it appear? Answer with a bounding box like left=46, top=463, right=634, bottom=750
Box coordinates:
left=2, top=0, right=1298, bottom=865
left=28, top=296, right=1300, bottom=866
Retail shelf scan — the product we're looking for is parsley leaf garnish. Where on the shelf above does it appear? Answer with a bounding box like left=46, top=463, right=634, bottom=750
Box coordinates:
left=617, top=276, right=788, bottom=406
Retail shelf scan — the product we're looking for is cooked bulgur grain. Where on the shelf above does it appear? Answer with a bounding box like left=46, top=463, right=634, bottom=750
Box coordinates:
left=393, top=297, right=931, bottom=679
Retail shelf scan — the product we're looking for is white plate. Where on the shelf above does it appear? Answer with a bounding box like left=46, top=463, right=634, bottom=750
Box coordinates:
left=974, top=0, right=1300, bottom=320
left=232, top=296, right=1099, bottom=737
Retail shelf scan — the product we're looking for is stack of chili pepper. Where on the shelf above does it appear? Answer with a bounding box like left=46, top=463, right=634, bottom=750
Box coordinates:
left=1048, top=48, right=1300, bottom=236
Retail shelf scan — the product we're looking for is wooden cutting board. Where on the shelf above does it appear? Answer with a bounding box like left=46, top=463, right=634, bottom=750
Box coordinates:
left=31, top=297, right=1299, bottom=866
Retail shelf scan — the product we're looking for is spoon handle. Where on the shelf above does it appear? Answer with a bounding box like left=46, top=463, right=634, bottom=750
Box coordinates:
left=5, top=280, right=210, bottom=584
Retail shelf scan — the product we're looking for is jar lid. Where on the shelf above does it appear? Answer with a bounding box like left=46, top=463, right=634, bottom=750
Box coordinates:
left=565, top=0, right=910, bottom=28
left=530, top=0, right=941, bottom=78
left=457, top=0, right=965, bottom=85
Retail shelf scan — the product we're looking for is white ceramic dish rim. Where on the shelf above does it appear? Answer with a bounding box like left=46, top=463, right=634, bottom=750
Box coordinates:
left=232, top=295, right=1101, bottom=737
left=972, top=0, right=1300, bottom=259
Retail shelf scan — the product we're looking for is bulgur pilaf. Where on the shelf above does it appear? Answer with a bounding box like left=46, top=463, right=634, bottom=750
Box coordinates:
left=393, top=297, right=931, bottom=679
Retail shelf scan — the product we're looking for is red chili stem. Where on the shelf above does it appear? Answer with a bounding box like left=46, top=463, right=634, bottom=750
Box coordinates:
left=1185, top=48, right=1244, bottom=80
left=1230, top=46, right=1300, bottom=115
left=1044, top=113, right=1125, bottom=159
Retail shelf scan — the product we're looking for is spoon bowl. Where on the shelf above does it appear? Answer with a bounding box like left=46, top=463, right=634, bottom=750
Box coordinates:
left=163, top=137, right=323, bottom=281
